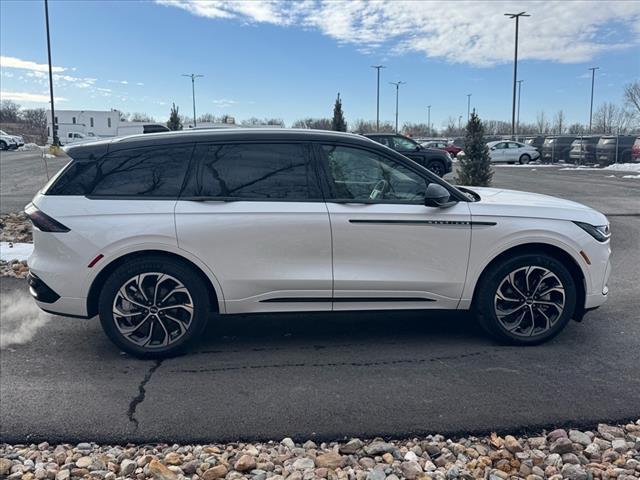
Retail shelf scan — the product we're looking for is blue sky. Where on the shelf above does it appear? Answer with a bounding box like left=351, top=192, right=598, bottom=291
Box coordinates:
left=1, top=0, right=639, bottom=129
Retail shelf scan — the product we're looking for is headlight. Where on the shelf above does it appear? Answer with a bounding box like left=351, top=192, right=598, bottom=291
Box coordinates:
left=573, top=221, right=610, bottom=242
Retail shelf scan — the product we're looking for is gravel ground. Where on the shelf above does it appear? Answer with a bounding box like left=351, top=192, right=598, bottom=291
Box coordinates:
left=1, top=422, right=639, bottom=480
left=0, top=212, right=32, bottom=278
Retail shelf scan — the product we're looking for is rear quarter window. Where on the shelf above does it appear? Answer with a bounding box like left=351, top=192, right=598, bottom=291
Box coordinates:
left=46, top=144, right=193, bottom=197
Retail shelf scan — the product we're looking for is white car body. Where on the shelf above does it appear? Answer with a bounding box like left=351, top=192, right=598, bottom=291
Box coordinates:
left=0, top=129, right=22, bottom=150
left=488, top=140, right=540, bottom=163
left=25, top=129, right=611, bottom=354
left=60, top=131, right=97, bottom=145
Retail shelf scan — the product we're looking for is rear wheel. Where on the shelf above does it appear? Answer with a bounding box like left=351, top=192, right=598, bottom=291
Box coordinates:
left=427, top=161, right=445, bottom=177
left=98, top=256, right=211, bottom=358
left=475, top=253, right=577, bottom=345
left=519, top=154, right=531, bottom=165
left=0, top=141, right=7, bottom=151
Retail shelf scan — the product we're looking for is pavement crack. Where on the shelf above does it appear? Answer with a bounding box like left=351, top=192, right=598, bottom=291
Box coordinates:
left=127, top=359, right=163, bottom=431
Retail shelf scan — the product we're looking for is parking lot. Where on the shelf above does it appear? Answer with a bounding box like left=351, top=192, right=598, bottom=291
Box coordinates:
left=1, top=149, right=639, bottom=443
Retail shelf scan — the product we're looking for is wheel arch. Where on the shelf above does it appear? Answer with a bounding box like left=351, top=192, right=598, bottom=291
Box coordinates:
left=86, top=250, right=222, bottom=318
left=471, top=242, right=586, bottom=320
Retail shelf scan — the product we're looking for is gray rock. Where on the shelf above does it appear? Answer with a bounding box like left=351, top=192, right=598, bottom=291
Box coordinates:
left=550, top=437, right=574, bottom=454
left=400, top=461, right=422, bottom=480
left=547, top=429, right=568, bottom=442
left=597, top=424, right=625, bottom=440
left=292, top=458, right=314, bottom=470
left=364, top=442, right=395, bottom=456
left=340, top=438, right=364, bottom=455
left=612, top=439, right=629, bottom=452
left=561, top=463, right=588, bottom=480
left=366, top=469, right=385, bottom=480
left=120, top=459, right=136, bottom=476
left=568, top=430, right=592, bottom=447
left=281, top=438, right=295, bottom=449
left=561, top=453, right=580, bottom=465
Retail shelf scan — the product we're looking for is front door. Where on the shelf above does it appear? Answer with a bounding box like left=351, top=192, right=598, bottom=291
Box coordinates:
left=317, top=144, right=471, bottom=311
left=175, top=142, right=332, bottom=314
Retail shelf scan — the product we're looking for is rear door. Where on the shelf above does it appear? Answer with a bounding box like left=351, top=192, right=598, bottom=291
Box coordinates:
left=317, top=143, right=471, bottom=310
left=174, top=142, right=332, bottom=314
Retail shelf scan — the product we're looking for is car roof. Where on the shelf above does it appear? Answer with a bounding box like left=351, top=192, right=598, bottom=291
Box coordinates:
left=65, top=128, right=381, bottom=158
left=362, top=133, right=403, bottom=137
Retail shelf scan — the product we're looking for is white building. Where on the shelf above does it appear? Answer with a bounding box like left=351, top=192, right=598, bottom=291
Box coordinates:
left=46, top=109, right=168, bottom=143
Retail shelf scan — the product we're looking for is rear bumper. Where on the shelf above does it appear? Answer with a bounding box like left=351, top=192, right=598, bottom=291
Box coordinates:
left=27, top=272, right=60, bottom=303
left=28, top=271, right=89, bottom=318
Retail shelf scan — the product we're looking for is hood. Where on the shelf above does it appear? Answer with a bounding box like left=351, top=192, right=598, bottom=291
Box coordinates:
left=467, top=187, right=608, bottom=225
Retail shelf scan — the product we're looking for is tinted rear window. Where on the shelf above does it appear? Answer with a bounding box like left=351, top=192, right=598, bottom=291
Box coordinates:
left=182, top=143, right=322, bottom=200
left=47, top=145, right=192, bottom=197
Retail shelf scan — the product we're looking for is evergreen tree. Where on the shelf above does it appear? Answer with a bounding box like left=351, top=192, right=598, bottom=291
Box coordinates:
left=167, top=103, right=183, bottom=131
left=455, top=111, right=493, bottom=186
left=331, top=93, right=347, bottom=132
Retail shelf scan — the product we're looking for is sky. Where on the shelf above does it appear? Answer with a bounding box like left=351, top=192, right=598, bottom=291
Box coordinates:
left=1, top=0, right=639, bottom=129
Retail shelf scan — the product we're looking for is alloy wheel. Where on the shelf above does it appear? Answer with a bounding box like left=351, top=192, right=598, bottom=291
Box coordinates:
left=493, top=266, right=565, bottom=337
left=429, top=163, right=444, bottom=176
left=112, top=272, right=194, bottom=349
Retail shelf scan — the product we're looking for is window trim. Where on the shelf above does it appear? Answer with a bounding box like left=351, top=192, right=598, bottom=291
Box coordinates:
left=314, top=142, right=456, bottom=205
left=177, top=140, right=326, bottom=203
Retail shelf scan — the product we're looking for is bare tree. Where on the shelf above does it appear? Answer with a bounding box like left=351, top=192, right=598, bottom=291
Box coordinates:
left=536, top=111, right=549, bottom=134
left=568, top=123, right=586, bottom=134
left=401, top=122, right=431, bottom=137
left=624, top=82, right=640, bottom=116
left=291, top=118, right=332, bottom=130
left=130, top=112, right=155, bottom=122
left=593, top=102, right=636, bottom=134
left=553, top=110, right=565, bottom=134
left=0, top=100, right=20, bottom=122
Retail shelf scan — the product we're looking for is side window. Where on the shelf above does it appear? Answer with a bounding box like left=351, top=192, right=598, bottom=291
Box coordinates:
left=72, top=117, right=76, bottom=124
left=47, top=145, right=192, bottom=197
left=90, top=117, right=94, bottom=128
left=320, top=145, right=428, bottom=202
left=509, top=142, right=520, bottom=149
left=374, top=136, right=392, bottom=148
left=495, top=142, right=507, bottom=149
left=107, top=118, right=112, bottom=128
left=183, top=143, right=321, bottom=200
left=392, top=136, right=417, bottom=151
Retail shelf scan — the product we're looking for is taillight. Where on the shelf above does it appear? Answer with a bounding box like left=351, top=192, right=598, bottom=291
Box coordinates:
left=24, top=203, right=70, bottom=233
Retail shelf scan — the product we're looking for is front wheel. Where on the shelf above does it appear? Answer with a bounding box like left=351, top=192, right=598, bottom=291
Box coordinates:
left=0, top=141, right=7, bottom=151
left=98, top=256, right=211, bottom=358
left=475, top=254, right=577, bottom=345
left=519, top=154, right=531, bottom=165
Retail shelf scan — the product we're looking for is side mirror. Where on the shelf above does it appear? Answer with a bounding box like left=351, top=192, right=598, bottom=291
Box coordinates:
left=424, top=183, right=457, bottom=208
left=490, top=146, right=496, bottom=150
left=415, top=145, right=422, bottom=151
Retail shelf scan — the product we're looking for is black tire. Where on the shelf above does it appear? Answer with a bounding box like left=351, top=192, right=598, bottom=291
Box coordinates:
left=474, top=253, right=577, bottom=345
left=98, top=255, right=212, bottom=358
left=519, top=154, right=531, bottom=165
left=0, top=141, right=7, bottom=151
left=427, top=161, right=445, bottom=177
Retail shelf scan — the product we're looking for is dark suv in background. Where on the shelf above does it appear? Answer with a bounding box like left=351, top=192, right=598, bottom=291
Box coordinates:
left=569, top=137, right=600, bottom=164
left=364, top=133, right=452, bottom=177
left=595, top=136, right=636, bottom=165
left=541, top=136, right=576, bottom=163
left=524, top=136, right=545, bottom=153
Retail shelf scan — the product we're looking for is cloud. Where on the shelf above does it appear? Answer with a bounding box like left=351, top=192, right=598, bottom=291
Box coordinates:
left=109, top=80, right=129, bottom=85
left=0, top=55, right=66, bottom=73
left=157, top=0, right=640, bottom=67
left=136, top=82, right=144, bottom=86
left=212, top=98, right=238, bottom=108
left=0, top=91, right=67, bottom=103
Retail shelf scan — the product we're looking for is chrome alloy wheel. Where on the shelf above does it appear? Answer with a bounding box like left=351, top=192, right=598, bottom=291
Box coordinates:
left=112, top=273, right=194, bottom=348
left=494, top=266, right=565, bottom=337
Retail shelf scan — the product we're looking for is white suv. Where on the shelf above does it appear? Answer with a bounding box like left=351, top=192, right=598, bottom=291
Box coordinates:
left=26, top=129, right=611, bottom=357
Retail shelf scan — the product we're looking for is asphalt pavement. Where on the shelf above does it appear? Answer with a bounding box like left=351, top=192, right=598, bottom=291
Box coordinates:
left=1, top=157, right=639, bottom=443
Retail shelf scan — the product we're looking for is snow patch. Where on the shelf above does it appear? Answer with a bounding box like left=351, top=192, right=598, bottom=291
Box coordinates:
left=622, top=174, right=640, bottom=179
left=604, top=163, right=640, bottom=172
left=0, top=242, right=33, bottom=262
left=493, top=164, right=558, bottom=168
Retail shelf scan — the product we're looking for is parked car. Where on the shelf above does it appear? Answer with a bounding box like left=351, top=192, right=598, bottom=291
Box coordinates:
left=27, top=129, right=611, bottom=357
left=632, top=137, right=640, bottom=162
left=541, top=136, right=577, bottom=163
left=487, top=141, right=540, bottom=164
left=421, top=140, right=463, bottom=158
left=595, top=135, right=636, bottom=165
left=0, top=129, right=23, bottom=150
left=569, top=137, right=600, bottom=165
left=363, top=133, right=452, bottom=176
left=524, top=136, right=545, bottom=153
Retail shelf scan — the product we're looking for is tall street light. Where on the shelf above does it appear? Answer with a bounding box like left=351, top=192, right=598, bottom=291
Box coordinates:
left=427, top=105, right=432, bottom=136
left=389, top=81, right=406, bottom=133
left=505, top=11, right=530, bottom=139
left=467, top=93, right=472, bottom=120
left=588, top=67, right=599, bottom=133
left=516, top=80, right=524, bottom=138
left=44, top=0, right=58, bottom=146
left=371, top=65, right=385, bottom=132
left=182, top=73, right=204, bottom=128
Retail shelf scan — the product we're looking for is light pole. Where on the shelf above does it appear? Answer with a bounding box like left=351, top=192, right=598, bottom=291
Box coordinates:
left=182, top=73, right=204, bottom=128
left=588, top=66, right=599, bottom=134
left=371, top=65, right=385, bottom=132
left=44, top=0, right=58, bottom=146
left=467, top=93, right=472, bottom=120
left=505, top=12, right=530, bottom=139
left=516, top=79, right=523, bottom=139
left=427, top=105, right=431, bottom=136
left=389, top=81, right=406, bottom=133
left=458, top=115, right=462, bottom=132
